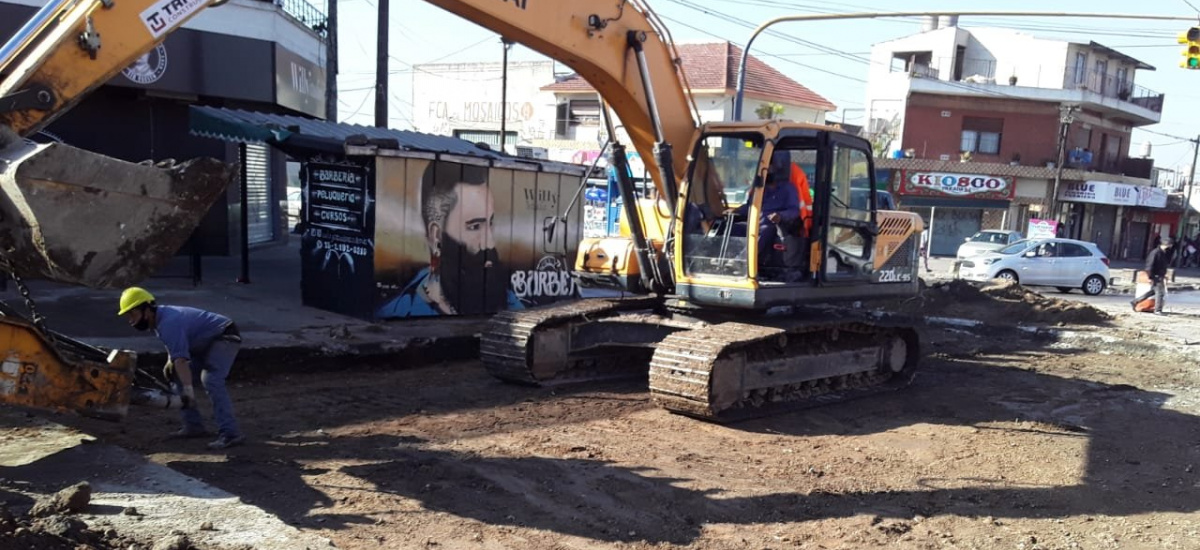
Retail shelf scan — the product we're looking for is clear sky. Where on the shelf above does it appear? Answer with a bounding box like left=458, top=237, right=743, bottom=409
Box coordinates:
left=332, top=0, right=1200, bottom=176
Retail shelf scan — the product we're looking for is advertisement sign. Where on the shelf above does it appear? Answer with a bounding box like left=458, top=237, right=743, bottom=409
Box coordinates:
left=1027, top=218, right=1059, bottom=239
left=1058, top=181, right=1137, bottom=206
left=1137, top=186, right=1168, bottom=208
left=275, top=45, right=328, bottom=119
left=372, top=157, right=584, bottom=319
left=897, top=171, right=1014, bottom=201
left=301, top=162, right=377, bottom=319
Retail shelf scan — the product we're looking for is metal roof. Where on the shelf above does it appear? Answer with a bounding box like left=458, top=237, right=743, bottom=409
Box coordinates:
left=189, top=106, right=504, bottom=158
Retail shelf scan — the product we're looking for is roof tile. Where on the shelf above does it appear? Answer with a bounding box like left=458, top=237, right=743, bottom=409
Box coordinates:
left=541, top=42, right=835, bottom=111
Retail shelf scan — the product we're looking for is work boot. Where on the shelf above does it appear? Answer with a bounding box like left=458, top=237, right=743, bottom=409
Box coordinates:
left=167, top=427, right=210, bottom=440
left=207, top=434, right=245, bottom=450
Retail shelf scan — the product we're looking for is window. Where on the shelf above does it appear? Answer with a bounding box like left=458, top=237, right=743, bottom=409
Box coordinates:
left=1059, top=243, right=1091, bottom=257
left=1074, top=52, right=1087, bottom=84
left=1095, top=59, right=1108, bottom=95
left=960, top=117, right=1003, bottom=155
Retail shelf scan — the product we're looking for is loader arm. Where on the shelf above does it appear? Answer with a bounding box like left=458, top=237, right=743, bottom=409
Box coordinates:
left=0, top=0, right=224, bottom=136
left=0, top=0, right=235, bottom=288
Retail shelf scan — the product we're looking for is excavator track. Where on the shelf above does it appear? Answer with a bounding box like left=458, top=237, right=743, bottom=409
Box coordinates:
left=480, top=296, right=668, bottom=385
left=649, top=320, right=919, bottom=422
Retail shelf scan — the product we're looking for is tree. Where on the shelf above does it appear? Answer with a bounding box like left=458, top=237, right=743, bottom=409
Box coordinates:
left=754, top=102, right=785, bottom=120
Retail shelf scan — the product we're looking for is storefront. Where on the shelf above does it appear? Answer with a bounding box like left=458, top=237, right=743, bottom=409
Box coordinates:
left=893, top=170, right=1015, bottom=256
left=1060, top=181, right=1142, bottom=256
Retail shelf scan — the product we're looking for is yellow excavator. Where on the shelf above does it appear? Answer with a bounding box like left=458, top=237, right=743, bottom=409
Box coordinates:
left=0, top=0, right=923, bottom=423
left=419, top=0, right=926, bottom=420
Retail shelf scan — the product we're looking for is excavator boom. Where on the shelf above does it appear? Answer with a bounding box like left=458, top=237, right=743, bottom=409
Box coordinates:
left=0, top=0, right=234, bottom=288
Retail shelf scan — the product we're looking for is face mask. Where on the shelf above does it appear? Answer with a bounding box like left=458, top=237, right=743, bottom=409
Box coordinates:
left=133, top=317, right=151, bottom=331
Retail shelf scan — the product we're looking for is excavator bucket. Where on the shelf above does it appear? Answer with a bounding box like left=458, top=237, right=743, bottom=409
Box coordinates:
left=0, top=133, right=235, bottom=288
left=0, top=313, right=136, bottom=421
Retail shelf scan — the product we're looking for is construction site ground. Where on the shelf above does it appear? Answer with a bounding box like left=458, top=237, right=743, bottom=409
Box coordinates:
left=1, top=243, right=1199, bottom=549
left=0, top=285, right=1195, bottom=548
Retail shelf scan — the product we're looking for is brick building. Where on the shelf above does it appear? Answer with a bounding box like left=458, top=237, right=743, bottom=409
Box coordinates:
left=864, top=17, right=1177, bottom=259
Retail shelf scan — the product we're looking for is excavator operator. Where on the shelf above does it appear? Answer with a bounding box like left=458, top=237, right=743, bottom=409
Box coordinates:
left=727, top=151, right=802, bottom=280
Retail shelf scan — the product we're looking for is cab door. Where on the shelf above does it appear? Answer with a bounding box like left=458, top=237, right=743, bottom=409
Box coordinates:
left=815, top=133, right=878, bottom=286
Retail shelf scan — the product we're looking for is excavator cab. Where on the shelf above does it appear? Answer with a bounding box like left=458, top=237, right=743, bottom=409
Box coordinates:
left=675, top=123, right=923, bottom=311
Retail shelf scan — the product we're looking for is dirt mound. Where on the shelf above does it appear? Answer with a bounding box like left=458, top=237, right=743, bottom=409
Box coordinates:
left=882, top=279, right=1112, bottom=326
left=0, top=481, right=197, bottom=550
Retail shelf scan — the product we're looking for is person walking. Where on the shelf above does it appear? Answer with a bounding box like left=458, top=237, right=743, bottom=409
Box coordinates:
left=118, top=287, right=245, bottom=449
left=1134, top=237, right=1173, bottom=316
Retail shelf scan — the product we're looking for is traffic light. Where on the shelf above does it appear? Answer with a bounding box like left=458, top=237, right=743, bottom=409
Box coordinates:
left=1179, top=27, right=1200, bottom=69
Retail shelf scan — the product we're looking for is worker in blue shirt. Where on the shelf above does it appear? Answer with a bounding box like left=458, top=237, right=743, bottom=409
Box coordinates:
left=729, top=151, right=801, bottom=267
left=118, top=287, right=245, bottom=449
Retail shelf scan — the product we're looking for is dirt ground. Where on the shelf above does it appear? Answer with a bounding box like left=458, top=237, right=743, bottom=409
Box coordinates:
left=42, top=294, right=1199, bottom=550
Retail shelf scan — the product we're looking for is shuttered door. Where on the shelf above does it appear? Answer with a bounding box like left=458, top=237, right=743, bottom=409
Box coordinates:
left=241, top=144, right=274, bottom=244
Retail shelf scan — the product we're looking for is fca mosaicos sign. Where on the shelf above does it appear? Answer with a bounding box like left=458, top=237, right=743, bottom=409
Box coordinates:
left=897, top=171, right=1015, bottom=201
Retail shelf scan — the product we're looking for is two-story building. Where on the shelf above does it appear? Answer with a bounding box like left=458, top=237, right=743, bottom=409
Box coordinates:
left=0, top=0, right=328, bottom=257
left=865, top=16, right=1173, bottom=260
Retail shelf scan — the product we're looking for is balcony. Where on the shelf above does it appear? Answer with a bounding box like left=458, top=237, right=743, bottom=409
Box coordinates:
left=275, top=0, right=329, bottom=38
left=898, top=56, right=1163, bottom=125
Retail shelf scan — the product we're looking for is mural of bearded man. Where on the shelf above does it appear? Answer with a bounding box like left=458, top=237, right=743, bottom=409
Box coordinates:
left=376, top=160, right=523, bottom=317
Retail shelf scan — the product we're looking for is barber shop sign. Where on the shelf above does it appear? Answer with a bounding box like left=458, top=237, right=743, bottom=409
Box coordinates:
left=898, top=171, right=1014, bottom=201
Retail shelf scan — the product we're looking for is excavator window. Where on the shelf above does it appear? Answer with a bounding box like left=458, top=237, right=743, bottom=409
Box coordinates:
left=681, top=134, right=764, bottom=278
left=824, top=144, right=876, bottom=277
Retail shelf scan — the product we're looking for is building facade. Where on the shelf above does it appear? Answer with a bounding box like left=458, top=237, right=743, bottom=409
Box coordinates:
left=0, top=0, right=328, bottom=257
left=865, top=17, right=1178, bottom=259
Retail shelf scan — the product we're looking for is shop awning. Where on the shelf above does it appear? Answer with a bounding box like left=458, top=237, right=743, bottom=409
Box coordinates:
left=188, top=106, right=507, bottom=158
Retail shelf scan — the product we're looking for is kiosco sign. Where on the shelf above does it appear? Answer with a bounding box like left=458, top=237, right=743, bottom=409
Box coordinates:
left=897, top=171, right=1014, bottom=201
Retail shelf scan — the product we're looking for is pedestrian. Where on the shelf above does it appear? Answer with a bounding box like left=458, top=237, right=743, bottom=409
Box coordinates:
left=118, top=287, right=245, bottom=449
left=1133, top=237, right=1173, bottom=316
left=919, top=230, right=932, bottom=272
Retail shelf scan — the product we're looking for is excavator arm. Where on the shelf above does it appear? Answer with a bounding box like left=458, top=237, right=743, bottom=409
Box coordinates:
left=0, top=0, right=234, bottom=289
left=424, top=0, right=699, bottom=201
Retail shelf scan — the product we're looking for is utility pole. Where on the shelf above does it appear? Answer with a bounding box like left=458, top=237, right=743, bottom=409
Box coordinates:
left=374, top=0, right=389, bottom=128
left=499, top=38, right=513, bottom=153
left=1049, top=104, right=1078, bottom=232
left=1178, top=135, right=1199, bottom=243
left=325, top=0, right=337, bottom=123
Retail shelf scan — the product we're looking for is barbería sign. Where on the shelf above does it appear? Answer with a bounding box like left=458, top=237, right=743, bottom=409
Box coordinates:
left=898, top=171, right=1014, bottom=201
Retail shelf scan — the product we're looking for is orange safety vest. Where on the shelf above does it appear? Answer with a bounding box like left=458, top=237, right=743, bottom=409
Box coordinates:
left=789, top=164, right=813, bottom=235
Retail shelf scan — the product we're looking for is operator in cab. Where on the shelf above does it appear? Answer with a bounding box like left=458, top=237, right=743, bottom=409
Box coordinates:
left=118, top=288, right=245, bottom=449
left=727, top=151, right=801, bottom=277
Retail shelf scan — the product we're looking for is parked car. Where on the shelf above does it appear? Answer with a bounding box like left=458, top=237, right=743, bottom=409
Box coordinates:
left=286, top=189, right=302, bottom=221
left=956, top=230, right=1024, bottom=260
left=956, top=238, right=1111, bottom=295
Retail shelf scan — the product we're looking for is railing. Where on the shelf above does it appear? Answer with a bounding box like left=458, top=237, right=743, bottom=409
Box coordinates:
left=256, top=0, right=329, bottom=38
left=896, top=56, right=1164, bottom=114
left=1064, top=68, right=1163, bottom=113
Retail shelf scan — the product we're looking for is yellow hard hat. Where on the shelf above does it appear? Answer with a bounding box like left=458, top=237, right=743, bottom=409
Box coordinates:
left=118, top=287, right=155, bottom=316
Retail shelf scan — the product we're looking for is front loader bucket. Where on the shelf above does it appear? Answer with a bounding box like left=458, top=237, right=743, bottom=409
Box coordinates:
left=0, top=137, right=235, bottom=288
left=0, top=315, right=135, bottom=421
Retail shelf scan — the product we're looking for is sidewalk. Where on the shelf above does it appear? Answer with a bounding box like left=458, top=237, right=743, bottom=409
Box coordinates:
left=4, top=237, right=484, bottom=374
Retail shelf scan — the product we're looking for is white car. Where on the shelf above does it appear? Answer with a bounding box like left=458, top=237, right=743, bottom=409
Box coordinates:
left=956, top=230, right=1024, bottom=260
left=957, top=238, right=1111, bottom=296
